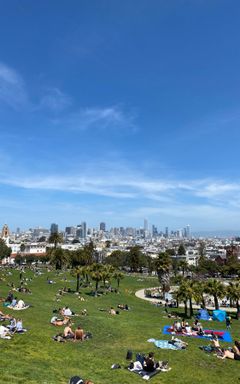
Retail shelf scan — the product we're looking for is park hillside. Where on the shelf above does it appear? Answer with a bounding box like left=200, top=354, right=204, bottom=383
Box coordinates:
left=0, top=239, right=240, bottom=383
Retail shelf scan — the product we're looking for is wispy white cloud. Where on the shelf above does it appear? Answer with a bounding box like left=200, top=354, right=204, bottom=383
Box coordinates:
left=39, top=87, right=72, bottom=112
left=54, top=105, right=137, bottom=133
left=0, top=62, right=28, bottom=109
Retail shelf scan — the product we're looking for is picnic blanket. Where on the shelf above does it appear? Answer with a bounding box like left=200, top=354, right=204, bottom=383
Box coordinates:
left=128, top=368, right=161, bottom=380
left=7, top=305, right=30, bottom=311
left=153, top=340, right=183, bottom=350
left=163, top=325, right=232, bottom=342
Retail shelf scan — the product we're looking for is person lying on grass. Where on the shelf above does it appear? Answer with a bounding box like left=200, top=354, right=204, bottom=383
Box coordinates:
left=217, top=340, right=240, bottom=361
left=50, top=315, right=69, bottom=326
left=0, top=310, right=12, bottom=320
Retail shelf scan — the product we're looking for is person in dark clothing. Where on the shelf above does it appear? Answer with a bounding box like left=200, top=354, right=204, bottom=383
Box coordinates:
left=143, top=352, right=155, bottom=372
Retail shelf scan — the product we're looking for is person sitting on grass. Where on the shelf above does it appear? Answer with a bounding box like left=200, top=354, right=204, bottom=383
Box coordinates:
left=8, top=317, right=17, bottom=331
left=63, top=321, right=74, bottom=339
left=109, top=307, right=116, bottom=315
left=74, top=325, right=85, bottom=341
left=143, top=352, right=158, bottom=372
left=182, top=323, right=198, bottom=336
left=16, top=299, right=25, bottom=309
left=63, top=306, right=73, bottom=316
left=15, top=318, right=24, bottom=333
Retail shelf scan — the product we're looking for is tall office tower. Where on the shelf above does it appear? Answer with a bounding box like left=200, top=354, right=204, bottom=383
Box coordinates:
left=186, top=224, right=190, bottom=238
left=144, top=219, right=148, bottom=231
left=81, top=222, right=87, bottom=239
left=50, top=223, right=58, bottom=234
left=100, top=222, right=106, bottom=231
left=165, top=227, right=169, bottom=238
left=152, top=225, right=158, bottom=237
left=65, top=226, right=75, bottom=235
left=76, top=225, right=82, bottom=238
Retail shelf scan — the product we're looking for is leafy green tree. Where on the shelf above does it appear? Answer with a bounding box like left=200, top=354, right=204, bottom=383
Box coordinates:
left=178, top=244, right=186, bottom=256
left=155, top=252, right=172, bottom=296
left=179, top=260, right=189, bottom=277
left=205, top=279, right=225, bottom=310
left=105, top=250, right=127, bottom=268
left=48, top=232, right=63, bottom=249
left=0, top=239, right=12, bottom=260
left=49, top=248, right=69, bottom=270
left=126, top=246, right=144, bottom=272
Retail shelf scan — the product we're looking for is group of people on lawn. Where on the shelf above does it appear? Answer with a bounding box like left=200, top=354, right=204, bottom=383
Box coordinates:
left=171, top=318, right=205, bottom=336
left=50, top=306, right=86, bottom=341
left=0, top=315, right=25, bottom=339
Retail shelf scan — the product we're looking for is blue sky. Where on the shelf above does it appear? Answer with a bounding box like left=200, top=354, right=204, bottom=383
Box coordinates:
left=0, top=0, right=240, bottom=232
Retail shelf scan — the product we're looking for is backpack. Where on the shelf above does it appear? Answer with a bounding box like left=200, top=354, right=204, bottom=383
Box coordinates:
left=126, top=350, right=133, bottom=360
left=69, top=376, right=84, bottom=384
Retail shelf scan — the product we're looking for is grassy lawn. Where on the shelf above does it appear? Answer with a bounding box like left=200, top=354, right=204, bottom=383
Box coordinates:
left=0, top=268, right=239, bottom=384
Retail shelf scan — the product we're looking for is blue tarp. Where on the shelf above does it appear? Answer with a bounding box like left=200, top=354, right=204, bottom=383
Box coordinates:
left=212, top=310, right=227, bottom=322
left=197, top=309, right=211, bottom=321
left=163, top=325, right=232, bottom=342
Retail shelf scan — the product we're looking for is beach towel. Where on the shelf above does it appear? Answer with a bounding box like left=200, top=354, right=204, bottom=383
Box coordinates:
left=153, top=340, right=182, bottom=350
left=7, top=305, right=30, bottom=311
left=163, top=325, right=232, bottom=342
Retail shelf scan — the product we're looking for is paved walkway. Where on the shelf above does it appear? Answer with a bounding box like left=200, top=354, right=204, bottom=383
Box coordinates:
left=135, top=287, right=237, bottom=313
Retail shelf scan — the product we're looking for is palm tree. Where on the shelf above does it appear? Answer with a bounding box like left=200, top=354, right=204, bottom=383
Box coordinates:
left=90, top=263, right=104, bottom=294
left=48, top=232, right=63, bottom=249
left=174, top=280, right=196, bottom=317
left=179, top=260, right=188, bottom=277
left=205, top=279, right=225, bottom=310
left=226, top=281, right=240, bottom=319
left=155, top=252, right=172, bottom=297
left=193, top=281, right=207, bottom=308
left=49, top=248, right=69, bottom=270
left=175, top=281, right=189, bottom=317
left=101, top=264, right=114, bottom=288
left=72, top=265, right=85, bottom=292
left=113, top=270, right=124, bottom=290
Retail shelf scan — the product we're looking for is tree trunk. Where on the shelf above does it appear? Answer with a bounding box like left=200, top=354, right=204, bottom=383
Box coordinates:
left=201, top=295, right=206, bottom=308
left=189, top=298, right=194, bottom=317
left=237, top=301, right=240, bottom=320
left=76, top=273, right=80, bottom=292
left=184, top=300, right=188, bottom=317
left=214, top=295, right=219, bottom=310
left=95, top=280, right=99, bottom=293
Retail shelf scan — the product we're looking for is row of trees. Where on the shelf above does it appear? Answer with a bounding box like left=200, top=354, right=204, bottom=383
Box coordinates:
left=47, top=235, right=124, bottom=293
left=174, top=279, right=240, bottom=319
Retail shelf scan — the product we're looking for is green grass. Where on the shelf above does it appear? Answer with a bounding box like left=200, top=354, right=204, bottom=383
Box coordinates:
left=0, top=268, right=239, bottom=384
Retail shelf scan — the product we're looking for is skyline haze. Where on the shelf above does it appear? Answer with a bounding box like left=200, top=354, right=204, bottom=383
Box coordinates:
left=0, top=1, right=240, bottom=231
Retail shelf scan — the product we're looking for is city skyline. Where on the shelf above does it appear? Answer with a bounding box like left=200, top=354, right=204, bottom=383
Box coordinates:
left=1, top=1, right=240, bottom=230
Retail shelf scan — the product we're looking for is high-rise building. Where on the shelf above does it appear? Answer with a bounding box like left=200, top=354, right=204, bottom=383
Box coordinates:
left=100, top=222, right=106, bottom=231
left=165, top=227, right=169, bottom=238
left=186, top=224, right=190, bottom=238
left=50, top=223, right=58, bottom=234
left=82, top=222, right=87, bottom=239
left=65, top=226, right=75, bottom=235
left=144, top=219, right=148, bottom=231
